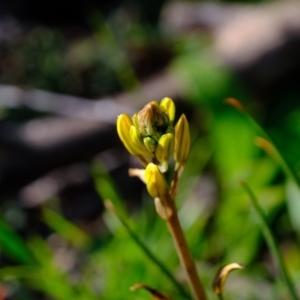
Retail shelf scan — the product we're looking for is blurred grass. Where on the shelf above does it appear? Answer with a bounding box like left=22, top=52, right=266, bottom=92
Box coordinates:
left=242, top=182, right=298, bottom=300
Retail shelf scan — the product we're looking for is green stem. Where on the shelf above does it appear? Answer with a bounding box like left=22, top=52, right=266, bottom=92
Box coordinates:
left=242, top=182, right=298, bottom=300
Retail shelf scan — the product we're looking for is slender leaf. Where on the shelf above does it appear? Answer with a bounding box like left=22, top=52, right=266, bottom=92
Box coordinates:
left=227, top=99, right=300, bottom=232
left=0, top=219, right=35, bottom=265
left=131, top=283, right=173, bottom=300
left=42, top=208, right=91, bottom=249
left=242, top=182, right=298, bottom=300
left=227, top=99, right=300, bottom=185
left=92, top=159, right=129, bottom=220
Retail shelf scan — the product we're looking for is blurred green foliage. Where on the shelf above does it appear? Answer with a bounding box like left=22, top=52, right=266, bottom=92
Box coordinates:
left=1, top=2, right=300, bottom=300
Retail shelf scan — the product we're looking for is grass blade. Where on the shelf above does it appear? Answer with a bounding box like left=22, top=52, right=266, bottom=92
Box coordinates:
left=226, top=98, right=300, bottom=187
left=0, top=219, right=35, bottom=265
left=42, top=208, right=91, bottom=249
left=241, top=182, right=298, bottom=300
left=227, top=99, right=300, bottom=232
left=254, top=137, right=300, bottom=188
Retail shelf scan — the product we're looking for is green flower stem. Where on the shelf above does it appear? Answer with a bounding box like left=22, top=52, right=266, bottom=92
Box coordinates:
left=242, top=182, right=298, bottom=300
left=163, top=193, right=207, bottom=300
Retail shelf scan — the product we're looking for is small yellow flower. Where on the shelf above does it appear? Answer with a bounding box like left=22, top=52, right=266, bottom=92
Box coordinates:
left=145, top=163, right=169, bottom=198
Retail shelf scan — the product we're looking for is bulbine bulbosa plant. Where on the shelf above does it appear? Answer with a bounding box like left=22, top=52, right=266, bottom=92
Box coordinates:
left=116, top=98, right=243, bottom=300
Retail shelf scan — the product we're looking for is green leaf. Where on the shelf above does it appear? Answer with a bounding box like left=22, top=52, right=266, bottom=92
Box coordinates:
left=92, top=159, right=129, bottom=220
left=42, top=208, right=91, bottom=249
left=0, top=219, right=35, bottom=265
left=285, top=179, right=300, bottom=232
left=227, top=100, right=300, bottom=233
left=211, top=110, right=257, bottom=176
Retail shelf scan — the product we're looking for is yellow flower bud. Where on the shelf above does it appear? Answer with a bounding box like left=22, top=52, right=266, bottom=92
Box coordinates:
left=174, top=114, right=190, bottom=164
left=116, top=98, right=176, bottom=166
left=116, top=114, right=139, bottom=155
left=160, top=97, right=175, bottom=123
left=145, top=163, right=169, bottom=198
left=130, top=126, right=154, bottom=158
left=155, top=133, right=174, bottom=172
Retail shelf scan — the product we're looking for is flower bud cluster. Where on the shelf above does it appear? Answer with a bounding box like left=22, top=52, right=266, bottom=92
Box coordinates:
left=116, top=97, right=190, bottom=198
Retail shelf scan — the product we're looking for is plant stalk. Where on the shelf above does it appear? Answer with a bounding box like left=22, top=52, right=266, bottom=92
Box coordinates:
left=164, top=194, right=207, bottom=300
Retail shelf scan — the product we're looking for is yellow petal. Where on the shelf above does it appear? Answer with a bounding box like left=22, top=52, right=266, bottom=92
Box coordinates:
left=132, top=113, right=139, bottom=128
left=145, top=163, right=169, bottom=198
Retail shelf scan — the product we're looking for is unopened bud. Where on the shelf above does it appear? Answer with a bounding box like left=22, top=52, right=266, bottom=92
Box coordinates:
left=160, top=97, right=175, bottom=123
left=116, top=98, right=177, bottom=166
left=145, top=163, right=169, bottom=198
left=135, top=101, right=169, bottom=141
left=129, top=126, right=153, bottom=158
left=155, top=133, right=174, bottom=172
left=174, top=114, right=190, bottom=164
left=116, top=114, right=139, bottom=155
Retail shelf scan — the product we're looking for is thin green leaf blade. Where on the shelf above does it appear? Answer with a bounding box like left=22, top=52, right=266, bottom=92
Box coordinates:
left=42, top=208, right=91, bottom=249
left=0, top=219, right=35, bottom=265
left=242, top=182, right=298, bottom=300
